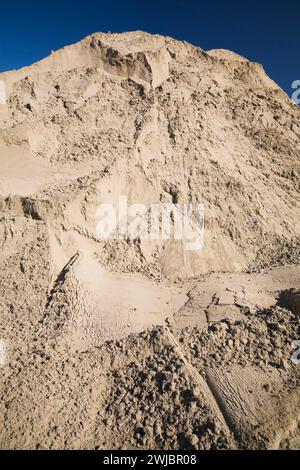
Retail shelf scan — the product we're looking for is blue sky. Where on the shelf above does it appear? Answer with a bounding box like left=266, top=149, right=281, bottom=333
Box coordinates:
left=0, top=0, right=299, bottom=96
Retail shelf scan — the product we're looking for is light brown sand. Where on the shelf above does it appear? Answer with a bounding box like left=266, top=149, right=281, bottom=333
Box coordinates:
left=0, top=31, right=299, bottom=450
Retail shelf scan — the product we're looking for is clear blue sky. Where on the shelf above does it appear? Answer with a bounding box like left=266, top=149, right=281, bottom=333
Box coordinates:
left=0, top=0, right=299, bottom=96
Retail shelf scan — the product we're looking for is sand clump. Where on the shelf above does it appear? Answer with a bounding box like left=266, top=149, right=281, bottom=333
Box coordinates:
left=0, top=31, right=300, bottom=450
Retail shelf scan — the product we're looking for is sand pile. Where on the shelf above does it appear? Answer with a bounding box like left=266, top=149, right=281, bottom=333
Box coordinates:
left=1, top=31, right=299, bottom=278
left=0, top=31, right=299, bottom=450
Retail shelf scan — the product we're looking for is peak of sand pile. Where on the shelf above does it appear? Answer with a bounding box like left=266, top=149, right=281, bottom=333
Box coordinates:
left=0, top=32, right=300, bottom=450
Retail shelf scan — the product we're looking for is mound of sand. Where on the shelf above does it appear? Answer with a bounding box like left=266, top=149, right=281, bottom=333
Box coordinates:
left=0, top=31, right=299, bottom=450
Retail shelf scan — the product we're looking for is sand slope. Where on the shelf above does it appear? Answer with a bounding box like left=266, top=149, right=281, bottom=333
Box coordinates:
left=0, top=31, right=300, bottom=450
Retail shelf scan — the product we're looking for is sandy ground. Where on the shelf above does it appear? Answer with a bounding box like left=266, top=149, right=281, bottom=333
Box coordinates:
left=0, top=31, right=299, bottom=450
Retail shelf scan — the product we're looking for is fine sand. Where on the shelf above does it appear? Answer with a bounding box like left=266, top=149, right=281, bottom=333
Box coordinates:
left=0, top=31, right=299, bottom=450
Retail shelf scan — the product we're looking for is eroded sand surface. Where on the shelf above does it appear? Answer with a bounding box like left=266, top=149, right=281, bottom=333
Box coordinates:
left=0, top=31, right=300, bottom=450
